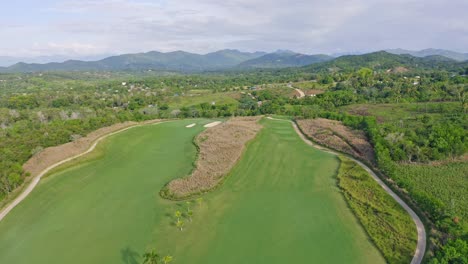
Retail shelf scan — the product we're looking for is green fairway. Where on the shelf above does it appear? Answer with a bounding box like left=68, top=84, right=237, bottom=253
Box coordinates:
left=0, top=118, right=385, bottom=263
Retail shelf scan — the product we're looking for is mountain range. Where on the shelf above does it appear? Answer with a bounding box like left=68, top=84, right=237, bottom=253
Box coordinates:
left=0, top=50, right=266, bottom=73
left=0, top=54, right=115, bottom=67
left=386, top=48, right=468, bottom=62
left=238, top=50, right=332, bottom=68
left=0, top=48, right=466, bottom=73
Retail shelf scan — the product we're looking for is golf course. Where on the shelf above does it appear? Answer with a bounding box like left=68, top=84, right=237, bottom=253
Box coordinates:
left=0, top=118, right=387, bottom=263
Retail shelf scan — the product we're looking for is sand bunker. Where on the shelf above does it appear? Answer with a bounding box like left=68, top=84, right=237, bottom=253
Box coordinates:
left=186, top=123, right=196, bottom=128
left=204, top=121, right=222, bottom=128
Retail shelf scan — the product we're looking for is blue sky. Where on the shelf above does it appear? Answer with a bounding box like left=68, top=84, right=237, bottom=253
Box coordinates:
left=1, top=0, right=467, bottom=57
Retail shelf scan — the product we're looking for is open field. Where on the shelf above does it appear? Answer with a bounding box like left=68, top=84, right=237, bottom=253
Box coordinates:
left=0, top=118, right=387, bottom=263
left=166, top=92, right=239, bottom=109
left=291, top=80, right=330, bottom=90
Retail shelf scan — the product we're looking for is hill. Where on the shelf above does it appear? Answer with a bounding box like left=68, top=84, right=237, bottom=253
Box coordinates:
left=2, top=50, right=466, bottom=73
left=0, top=50, right=266, bottom=73
left=386, top=48, right=468, bottom=62
left=303, top=51, right=467, bottom=72
left=239, top=51, right=333, bottom=68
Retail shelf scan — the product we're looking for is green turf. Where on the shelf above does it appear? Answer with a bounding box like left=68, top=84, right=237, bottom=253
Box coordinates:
left=0, top=118, right=385, bottom=264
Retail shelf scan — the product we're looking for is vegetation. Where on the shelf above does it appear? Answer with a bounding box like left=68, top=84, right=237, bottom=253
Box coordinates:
left=143, top=250, right=160, bottom=264
left=337, top=156, right=417, bottom=263
left=430, top=238, right=468, bottom=264
left=0, top=51, right=467, bottom=261
left=0, top=118, right=391, bottom=263
left=394, top=162, right=467, bottom=230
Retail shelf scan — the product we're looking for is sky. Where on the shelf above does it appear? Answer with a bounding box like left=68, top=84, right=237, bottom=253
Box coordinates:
left=1, top=0, right=467, bottom=58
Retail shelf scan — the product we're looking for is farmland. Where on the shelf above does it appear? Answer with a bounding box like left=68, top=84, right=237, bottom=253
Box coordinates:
left=0, top=118, right=390, bottom=264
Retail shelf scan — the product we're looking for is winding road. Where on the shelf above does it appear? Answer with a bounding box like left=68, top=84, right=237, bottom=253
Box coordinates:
left=267, top=117, right=426, bottom=264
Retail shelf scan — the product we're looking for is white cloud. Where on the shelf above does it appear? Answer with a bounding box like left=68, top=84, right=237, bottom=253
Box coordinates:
left=0, top=0, right=467, bottom=57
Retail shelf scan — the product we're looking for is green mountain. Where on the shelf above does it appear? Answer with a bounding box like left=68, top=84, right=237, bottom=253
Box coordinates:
left=238, top=51, right=333, bottom=68
left=2, top=50, right=466, bottom=73
left=0, top=50, right=266, bottom=73
left=204, top=49, right=267, bottom=66
left=386, top=48, right=468, bottom=62
left=303, top=51, right=466, bottom=72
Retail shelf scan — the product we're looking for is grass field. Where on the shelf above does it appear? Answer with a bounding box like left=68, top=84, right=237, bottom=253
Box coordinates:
left=167, top=92, right=239, bottom=109
left=0, top=118, right=385, bottom=263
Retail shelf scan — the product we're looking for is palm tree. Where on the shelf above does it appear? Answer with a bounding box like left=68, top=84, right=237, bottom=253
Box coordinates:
left=174, top=210, right=182, bottom=221
left=162, top=255, right=173, bottom=264
left=142, top=250, right=159, bottom=264
left=176, top=219, right=184, bottom=231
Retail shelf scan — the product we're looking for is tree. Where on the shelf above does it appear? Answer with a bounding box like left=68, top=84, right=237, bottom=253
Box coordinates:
left=176, top=219, right=184, bottom=231
left=430, top=239, right=468, bottom=264
left=142, top=250, right=159, bottom=264
left=185, top=201, right=191, bottom=212
left=450, top=84, right=467, bottom=113
left=357, top=67, right=373, bottom=86
left=162, top=255, right=173, bottom=264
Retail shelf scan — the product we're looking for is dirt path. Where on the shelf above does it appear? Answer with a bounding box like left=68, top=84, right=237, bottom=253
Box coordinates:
left=266, top=117, right=426, bottom=264
left=0, top=120, right=166, bottom=222
left=294, top=88, right=305, bottom=98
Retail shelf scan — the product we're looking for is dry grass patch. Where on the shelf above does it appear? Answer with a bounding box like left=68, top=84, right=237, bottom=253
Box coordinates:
left=297, top=118, right=375, bottom=164
left=163, top=117, right=262, bottom=199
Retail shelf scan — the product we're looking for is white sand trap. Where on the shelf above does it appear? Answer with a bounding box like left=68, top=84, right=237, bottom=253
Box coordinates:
left=186, top=123, right=196, bottom=128
left=204, top=121, right=222, bottom=128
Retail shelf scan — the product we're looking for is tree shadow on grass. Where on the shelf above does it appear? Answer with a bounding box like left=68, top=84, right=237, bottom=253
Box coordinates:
left=121, top=246, right=140, bottom=264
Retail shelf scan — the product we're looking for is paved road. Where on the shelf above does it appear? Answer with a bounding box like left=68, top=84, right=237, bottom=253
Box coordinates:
left=267, top=117, right=426, bottom=264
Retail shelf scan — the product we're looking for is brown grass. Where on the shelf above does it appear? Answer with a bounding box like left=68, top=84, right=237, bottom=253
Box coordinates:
left=297, top=118, right=375, bottom=164
left=164, top=117, right=262, bottom=199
